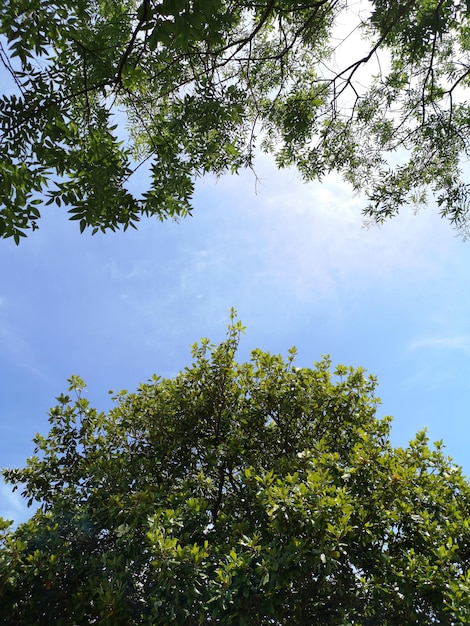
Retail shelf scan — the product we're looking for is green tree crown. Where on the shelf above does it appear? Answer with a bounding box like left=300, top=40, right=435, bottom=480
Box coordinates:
left=1, top=319, right=469, bottom=624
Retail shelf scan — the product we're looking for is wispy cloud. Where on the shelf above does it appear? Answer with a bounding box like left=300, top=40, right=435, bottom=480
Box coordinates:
left=409, top=336, right=470, bottom=354
left=0, top=305, right=50, bottom=380
left=198, top=155, right=456, bottom=309
left=0, top=483, right=33, bottom=526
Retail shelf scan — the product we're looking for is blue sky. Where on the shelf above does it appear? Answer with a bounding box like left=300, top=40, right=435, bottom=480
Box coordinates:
left=1, top=152, right=470, bottom=523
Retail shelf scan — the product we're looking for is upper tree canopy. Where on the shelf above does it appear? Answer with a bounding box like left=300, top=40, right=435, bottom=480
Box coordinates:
left=1, top=0, right=470, bottom=241
left=1, top=319, right=470, bottom=624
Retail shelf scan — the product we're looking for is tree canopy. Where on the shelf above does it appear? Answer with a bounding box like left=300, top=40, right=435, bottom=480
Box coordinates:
left=1, top=0, right=470, bottom=241
left=1, top=319, right=470, bottom=624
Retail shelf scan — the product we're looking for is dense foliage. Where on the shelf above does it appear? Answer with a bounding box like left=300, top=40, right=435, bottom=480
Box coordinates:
left=2, top=1, right=470, bottom=241
left=1, top=320, right=469, bottom=624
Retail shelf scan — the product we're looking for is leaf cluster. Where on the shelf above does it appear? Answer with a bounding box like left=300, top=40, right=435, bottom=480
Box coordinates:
left=2, top=1, right=470, bottom=239
left=1, top=319, right=469, bottom=623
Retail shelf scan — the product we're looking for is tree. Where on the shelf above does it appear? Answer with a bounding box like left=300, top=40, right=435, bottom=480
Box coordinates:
left=1, top=1, right=470, bottom=242
left=1, top=319, right=469, bottom=624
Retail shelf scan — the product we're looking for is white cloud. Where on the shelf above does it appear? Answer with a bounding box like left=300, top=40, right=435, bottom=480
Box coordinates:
left=409, top=336, right=470, bottom=354
left=0, top=482, right=33, bottom=526
left=0, top=315, right=48, bottom=379
left=198, top=154, right=456, bottom=310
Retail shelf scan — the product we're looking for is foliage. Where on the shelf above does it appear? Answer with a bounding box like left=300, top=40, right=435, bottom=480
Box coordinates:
left=2, top=1, right=470, bottom=241
left=1, top=319, right=470, bottom=624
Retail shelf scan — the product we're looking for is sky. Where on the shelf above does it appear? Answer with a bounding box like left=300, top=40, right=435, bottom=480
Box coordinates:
left=1, top=152, right=470, bottom=524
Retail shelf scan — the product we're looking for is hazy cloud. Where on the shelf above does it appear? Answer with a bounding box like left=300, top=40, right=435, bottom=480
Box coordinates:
left=409, top=336, right=470, bottom=354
